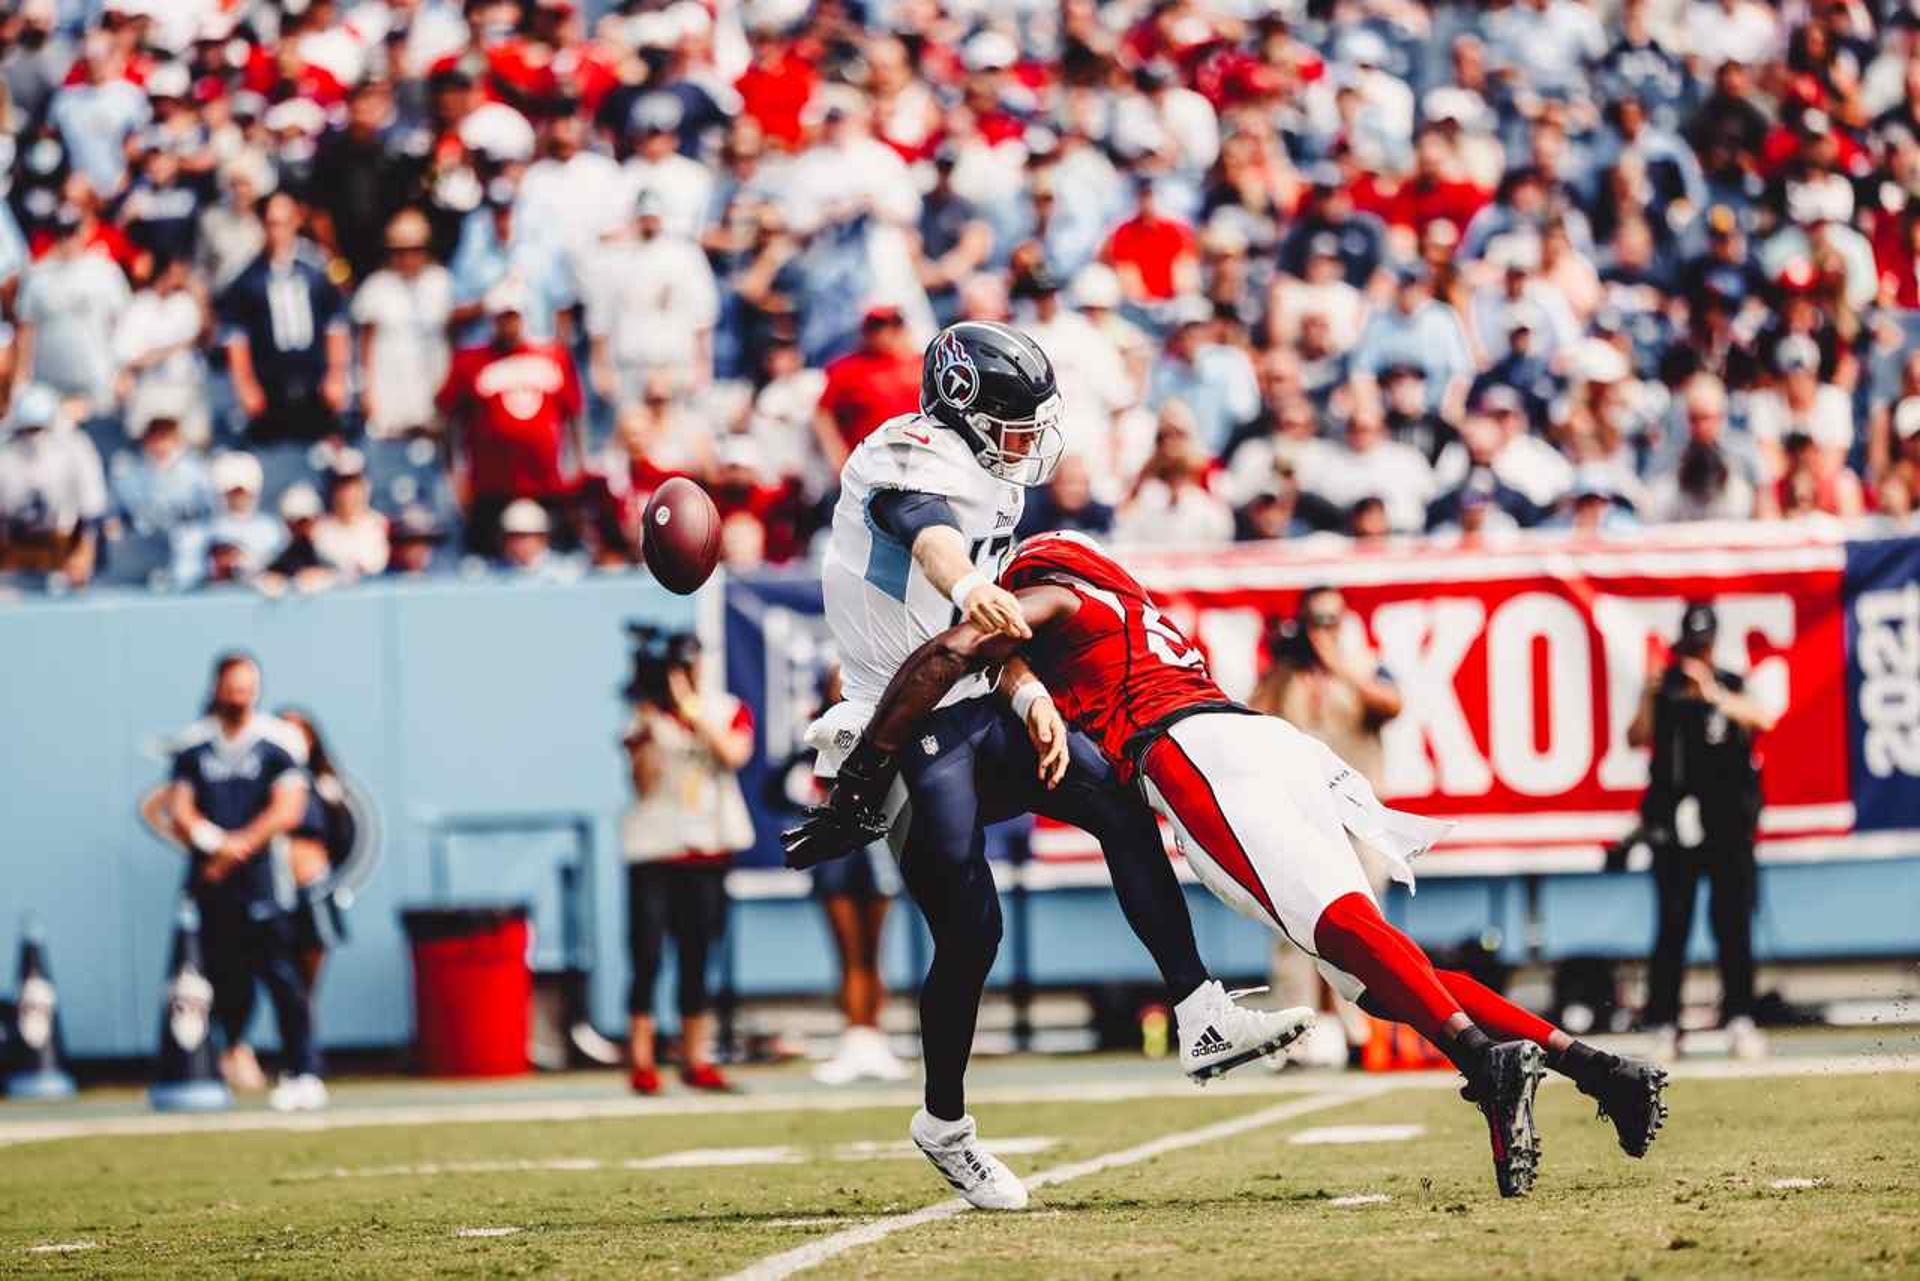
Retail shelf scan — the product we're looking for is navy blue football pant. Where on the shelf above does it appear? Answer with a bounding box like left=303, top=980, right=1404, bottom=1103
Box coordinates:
left=892, top=697, right=1206, bottom=1121
left=198, top=892, right=321, bottom=1078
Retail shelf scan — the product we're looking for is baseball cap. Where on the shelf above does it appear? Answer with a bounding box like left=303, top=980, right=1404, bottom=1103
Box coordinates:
left=629, top=93, right=684, bottom=136
left=861, top=302, right=905, bottom=328
left=500, top=499, right=551, bottom=536
left=1679, top=601, right=1718, bottom=646
left=391, top=505, right=446, bottom=543
left=328, top=447, right=367, bottom=480
left=633, top=187, right=666, bottom=218
left=1776, top=334, right=1821, bottom=375
left=211, top=451, right=264, bottom=494
left=8, top=384, right=60, bottom=434
left=1070, top=263, right=1122, bottom=310
left=484, top=278, right=530, bottom=316
left=1307, top=231, right=1342, bottom=259
left=1895, top=396, right=1920, bottom=440
left=717, top=434, right=764, bottom=475
left=962, top=30, right=1018, bottom=72
left=1474, top=384, right=1524, bottom=416
left=279, top=483, right=322, bottom=521
left=146, top=61, right=191, bottom=100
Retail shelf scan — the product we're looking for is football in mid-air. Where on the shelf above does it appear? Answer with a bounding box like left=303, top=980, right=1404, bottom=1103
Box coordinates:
left=642, top=477, right=722, bottom=594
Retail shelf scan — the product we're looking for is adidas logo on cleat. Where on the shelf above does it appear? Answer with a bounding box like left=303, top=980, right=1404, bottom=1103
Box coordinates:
left=1189, top=1026, right=1230, bottom=1058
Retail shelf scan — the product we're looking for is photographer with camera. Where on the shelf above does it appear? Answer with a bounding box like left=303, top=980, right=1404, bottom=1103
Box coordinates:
left=1250, top=586, right=1404, bottom=1067
left=619, top=627, right=756, bottom=1094
left=1626, top=602, right=1777, bottom=1061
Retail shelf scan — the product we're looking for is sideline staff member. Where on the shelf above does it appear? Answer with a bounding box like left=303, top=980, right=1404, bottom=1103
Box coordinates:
left=167, top=652, right=326, bottom=1111
left=1626, top=602, right=1778, bottom=1062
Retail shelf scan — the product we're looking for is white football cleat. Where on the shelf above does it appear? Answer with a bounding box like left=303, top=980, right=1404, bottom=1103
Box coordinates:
left=851, top=1026, right=912, bottom=1082
left=1176, top=981, right=1315, bottom=1083
left=811, top=1031, right=864, bottom=1086
left=909, top=1108, right=1030, bottom=1210
left=267, top=1073, right=329, bottom=1112
left=1726, top=1015, right=1769, bottom=1061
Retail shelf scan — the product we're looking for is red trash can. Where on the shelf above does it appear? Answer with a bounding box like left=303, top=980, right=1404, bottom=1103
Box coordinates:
left=400, top=905, right=532, bottom=1078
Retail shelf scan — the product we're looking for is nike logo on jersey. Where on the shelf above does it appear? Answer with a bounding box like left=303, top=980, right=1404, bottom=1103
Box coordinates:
left=903, top=430, right=931, bottom=445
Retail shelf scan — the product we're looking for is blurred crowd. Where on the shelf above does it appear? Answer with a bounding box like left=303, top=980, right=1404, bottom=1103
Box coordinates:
left=6, top=0, right=1920, bottom=593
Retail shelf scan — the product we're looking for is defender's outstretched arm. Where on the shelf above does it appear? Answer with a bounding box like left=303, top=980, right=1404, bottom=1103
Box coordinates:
left=865, top=585, right=1080, bottom=756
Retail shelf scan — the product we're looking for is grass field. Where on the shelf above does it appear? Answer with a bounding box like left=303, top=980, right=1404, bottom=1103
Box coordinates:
left=3, top=1054, right=1918, bottom=1279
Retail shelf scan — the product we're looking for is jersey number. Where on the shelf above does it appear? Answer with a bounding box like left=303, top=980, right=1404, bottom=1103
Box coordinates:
left=1078, top=582, right=1205, bottom=670
left=950, top=533, right=1015, bottom=626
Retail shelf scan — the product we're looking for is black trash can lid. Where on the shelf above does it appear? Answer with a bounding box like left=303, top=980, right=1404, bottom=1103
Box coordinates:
left=400, top=903, right=531, bottom=942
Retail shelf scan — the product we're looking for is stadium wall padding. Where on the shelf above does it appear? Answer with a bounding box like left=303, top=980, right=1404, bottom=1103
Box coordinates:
left=0, top=576, right=1916, bottom=1059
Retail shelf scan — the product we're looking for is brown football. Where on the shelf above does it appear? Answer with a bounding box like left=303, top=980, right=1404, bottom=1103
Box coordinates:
left=642, top=477, right=722, bottom=594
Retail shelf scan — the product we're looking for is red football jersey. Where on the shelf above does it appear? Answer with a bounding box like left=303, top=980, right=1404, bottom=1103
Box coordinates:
left=1000, top=532, right=1229, bottom=774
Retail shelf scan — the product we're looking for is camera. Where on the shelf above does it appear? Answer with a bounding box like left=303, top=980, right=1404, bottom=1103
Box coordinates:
left=623, top=622, right=701, bottom=708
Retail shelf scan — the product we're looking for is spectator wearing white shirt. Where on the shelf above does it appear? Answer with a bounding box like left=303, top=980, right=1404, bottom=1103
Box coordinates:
left=14, top=208, right=130, bottom=414
left=517, top=111, right=631, bottom=278
left=1744, top=335, right=1855, bottom=474
left=1020, top=268, right=1132, bottom=501
left=742, top=338, right=829, bottom=504
left=587, top=189, right=720, bottom=404
left=0, top=385, right=107, bottom=585
left=1433, top=390, right=1575, bottom=515
left=1684, top=0, right=1781, bottom=69
left=351, top=209, right=453, bottom=439
left=1270, top=233, right=1366, bottom=353
left=196, top=155, right=270, bottom=295
left=622, top=95, right=714, bottom=244
left=312, top=450, right=390, bottom=578
left=110, top=397, right=214, bottom=538
left=114, top=254, right=211, bottom=446
left=1296, top=407, right=1436, bottom=534
left=1113, top=402, right=1235, bottom=548
left=172, top=452, right=285, bottom=588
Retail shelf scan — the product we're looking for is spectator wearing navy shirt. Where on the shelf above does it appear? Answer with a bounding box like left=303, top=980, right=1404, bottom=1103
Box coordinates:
left=165, top=653, right=325, bottom=1112
left=219, top=192, right=350, bottom=444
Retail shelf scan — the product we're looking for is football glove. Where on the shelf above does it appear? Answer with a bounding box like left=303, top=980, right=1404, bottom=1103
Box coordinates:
left=781, top=739, right=896, bottom=869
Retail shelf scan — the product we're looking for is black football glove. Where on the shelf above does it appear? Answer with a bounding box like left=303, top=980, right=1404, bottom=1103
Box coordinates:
left=781, top=739, right=897, bottom=869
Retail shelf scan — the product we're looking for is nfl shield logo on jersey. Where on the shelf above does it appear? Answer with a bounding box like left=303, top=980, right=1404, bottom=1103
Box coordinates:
left=930, top=329, right=980, bottom=409
left=921, top=734, right=940, bottom=756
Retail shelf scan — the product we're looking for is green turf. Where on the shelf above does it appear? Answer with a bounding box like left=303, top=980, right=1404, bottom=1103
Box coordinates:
left=2, top=1073, right=1917, bottom=1279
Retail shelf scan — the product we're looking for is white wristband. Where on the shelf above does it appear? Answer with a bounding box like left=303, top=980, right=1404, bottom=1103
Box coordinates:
left=1009, top=679, right=1051, bottom=722
left=948, top=570, right=988, bottom=611
left=189, top=821, right=225, bottom=855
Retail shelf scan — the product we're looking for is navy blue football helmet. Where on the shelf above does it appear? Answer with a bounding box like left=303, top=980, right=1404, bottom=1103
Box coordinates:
left=920, top=321, right=1064, bottom=487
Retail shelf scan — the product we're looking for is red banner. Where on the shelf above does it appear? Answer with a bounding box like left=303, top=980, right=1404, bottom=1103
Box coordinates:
left=1034, top=525, right=1860, bottom=875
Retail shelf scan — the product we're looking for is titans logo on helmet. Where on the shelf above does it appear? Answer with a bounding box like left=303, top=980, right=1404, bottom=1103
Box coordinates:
left=931, top=328, right=980, bottom=409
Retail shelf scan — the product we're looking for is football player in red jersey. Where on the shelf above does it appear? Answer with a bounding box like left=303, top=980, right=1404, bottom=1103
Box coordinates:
left=798, top=531, right=1669, bottom=1198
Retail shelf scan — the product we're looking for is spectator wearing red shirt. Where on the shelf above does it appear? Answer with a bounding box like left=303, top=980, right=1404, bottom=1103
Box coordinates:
left=710, top=435, right=803, bottom=567
left=1349, top=128, right=1491, bottom=239
left=1103, top=178, right=1199, bottom=304
left=812, top=305, right=921, bottom=473
left=735, top=22, right=817, bottom=150
left=436, top=280, right=585, bottom=552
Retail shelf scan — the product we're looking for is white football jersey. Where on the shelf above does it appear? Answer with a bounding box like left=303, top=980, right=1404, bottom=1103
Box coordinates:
left=822, top=412, right=1024, bottom=709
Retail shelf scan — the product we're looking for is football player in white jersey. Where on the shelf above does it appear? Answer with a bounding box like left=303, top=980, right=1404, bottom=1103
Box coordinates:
left=789, top=322, right=1311, bottom=1210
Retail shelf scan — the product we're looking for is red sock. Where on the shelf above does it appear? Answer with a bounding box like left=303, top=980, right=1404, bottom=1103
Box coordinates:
left=1312, top=893, right=1464, bottom=1049
left=1436, top=969, right=1560, bottom=1049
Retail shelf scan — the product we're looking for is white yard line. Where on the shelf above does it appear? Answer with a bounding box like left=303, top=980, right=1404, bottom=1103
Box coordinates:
left=723, top=1084, right=1391, bottom=1281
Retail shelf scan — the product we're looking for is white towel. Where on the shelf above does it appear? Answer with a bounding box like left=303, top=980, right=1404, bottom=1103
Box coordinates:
left=1311, top=737, right=1453, bottom=895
